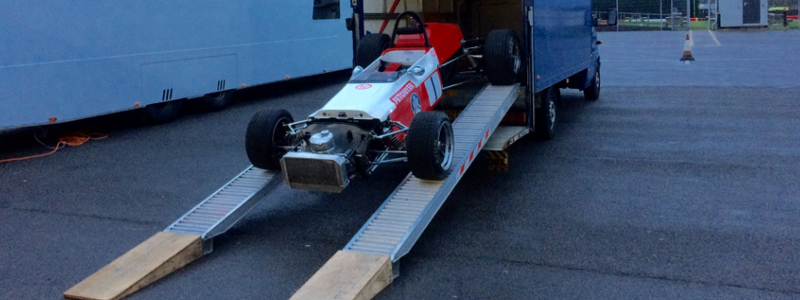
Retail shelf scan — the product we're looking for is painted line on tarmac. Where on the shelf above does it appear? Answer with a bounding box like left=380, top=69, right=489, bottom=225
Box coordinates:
left=708, top=30, right=721, bottom=46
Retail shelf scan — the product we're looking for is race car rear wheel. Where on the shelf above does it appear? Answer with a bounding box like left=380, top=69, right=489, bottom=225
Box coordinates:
left=484, top=29, right=521, bottom=85
left=356, top=34, right=391, bottom=68
left=246, top=109, right=294, bottom=170
left=407, top=111, right=454, bottom=180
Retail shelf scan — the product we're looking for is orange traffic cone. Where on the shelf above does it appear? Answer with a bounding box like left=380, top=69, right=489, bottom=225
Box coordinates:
left=680, top=34, right=695, bottom=63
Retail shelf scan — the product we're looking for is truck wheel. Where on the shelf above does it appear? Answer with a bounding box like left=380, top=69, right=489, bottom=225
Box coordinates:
left=245, top=109, right=294, bottom=170
left=535, top=88, right=558, bottom=140
left=406, top=111, right=454, bottom=180
left=356, top=34, right=391, bottom=68
left=484, top=29, right=521, bottom=85
left=145, top=100, right=183, bottom=124
left=584, top=64, right=601, bottom=101
left=202, top=91, right=233, bottom=111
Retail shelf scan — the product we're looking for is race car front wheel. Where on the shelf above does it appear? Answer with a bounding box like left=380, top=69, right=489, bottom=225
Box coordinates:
left=484, top=29, right=521, bottom=85
left=407, top=111, right=454, bottom=180
left=246, top=109, right=294, bottom=170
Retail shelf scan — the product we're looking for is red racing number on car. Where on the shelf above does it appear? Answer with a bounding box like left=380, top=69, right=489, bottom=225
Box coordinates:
left=355, top=84, right=372, bottom=90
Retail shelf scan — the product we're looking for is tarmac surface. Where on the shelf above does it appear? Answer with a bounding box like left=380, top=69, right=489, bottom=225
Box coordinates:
left=1, top=30, right=799, bottom=299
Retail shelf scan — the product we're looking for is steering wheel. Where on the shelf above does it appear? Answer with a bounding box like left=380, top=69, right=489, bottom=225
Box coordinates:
left=390, top=11, right=432, bottom=48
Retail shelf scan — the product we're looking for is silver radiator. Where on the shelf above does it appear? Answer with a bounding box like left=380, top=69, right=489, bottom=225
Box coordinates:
left=280, top=152, right=349, bottom=193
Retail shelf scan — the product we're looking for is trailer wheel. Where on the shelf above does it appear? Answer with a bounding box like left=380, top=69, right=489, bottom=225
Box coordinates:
left=245, top=109, right=294, bottom=170
left=407, top=111, right=454, bottom=180
left=484, top=29, right=521, bottom=85
left=535, top=88, right=558, bottom=140
left=202, top=91, right=233, bottom=111
left=145, top=100, right=183, bottom=124
left=356, top=34, right=391, bottom=68
left=584, top=64, right=601, bottom=101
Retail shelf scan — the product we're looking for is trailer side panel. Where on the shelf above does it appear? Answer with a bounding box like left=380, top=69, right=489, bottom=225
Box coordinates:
left=532, top=0, right=596, bottom=93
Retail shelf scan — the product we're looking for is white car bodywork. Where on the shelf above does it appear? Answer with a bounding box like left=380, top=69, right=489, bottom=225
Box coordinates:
left=310, top=49, right=443, bottom=124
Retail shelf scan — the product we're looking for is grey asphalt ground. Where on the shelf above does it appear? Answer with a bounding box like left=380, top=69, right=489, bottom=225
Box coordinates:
left=1, top=30, right=799, bottom=300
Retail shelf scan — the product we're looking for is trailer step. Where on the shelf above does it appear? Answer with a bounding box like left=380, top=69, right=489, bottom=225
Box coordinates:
left=164, top=166, right=282, bottom=242
left=484, top=125, right=529, bottom=151
left=343, top=84, right=520, bottom=261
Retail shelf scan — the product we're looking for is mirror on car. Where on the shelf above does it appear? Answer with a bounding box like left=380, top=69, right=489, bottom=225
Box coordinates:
left=351, top=66, right=364, bottom=79
left=607, top=8, right=618, bottom=26
left=408, top=66, right=425, bottom=77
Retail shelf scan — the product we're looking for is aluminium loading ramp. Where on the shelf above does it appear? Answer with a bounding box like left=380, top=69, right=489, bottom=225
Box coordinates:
left=164, top=166, right=282, bottom=248
left=65, top=166, right=283, bottom=300
left=291, top=84, right=520, bottom=300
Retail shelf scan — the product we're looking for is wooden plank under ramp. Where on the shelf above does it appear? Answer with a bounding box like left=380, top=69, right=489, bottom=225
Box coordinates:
left=290, top=251, right=393, bottom=300
left=64, top=232, right=203, bottom=300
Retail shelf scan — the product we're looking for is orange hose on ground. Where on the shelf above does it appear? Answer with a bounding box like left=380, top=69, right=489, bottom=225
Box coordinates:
left=0, top=132, right=108, bottom=164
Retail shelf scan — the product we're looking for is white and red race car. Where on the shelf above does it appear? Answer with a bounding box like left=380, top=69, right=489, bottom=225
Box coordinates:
left=245, top=11, right=520, bottom=193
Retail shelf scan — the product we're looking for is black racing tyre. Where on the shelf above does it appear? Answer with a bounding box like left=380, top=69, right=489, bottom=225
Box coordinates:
left=535, top=88, right=558, bottom=140
left=484, top=29, right=521, bottom=85
left=584, top=64, right=601, bottom=101
left=356, top=34, right=391, bottom=68
left=202, top=91, right=233, bottom=111
left=245, top=109, right=294, bottom=170
left=406, top=111, right=454, bottom=180
left=145, top=100, right=183, bottom=124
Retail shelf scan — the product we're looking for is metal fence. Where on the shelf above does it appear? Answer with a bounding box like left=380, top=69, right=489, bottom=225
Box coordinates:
left=593, top=0, right=799, bottom=31
left=593, top=0, right=691, bottom=31
left=767, top=0, right=800, bottom=30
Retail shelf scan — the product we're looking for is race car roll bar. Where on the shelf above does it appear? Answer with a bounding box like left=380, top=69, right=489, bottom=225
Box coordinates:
left=390, top=11, right=432, bottom=48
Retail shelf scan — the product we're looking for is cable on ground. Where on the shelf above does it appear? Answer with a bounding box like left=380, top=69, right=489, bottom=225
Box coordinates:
left=0, top=132, right=108, bottom=164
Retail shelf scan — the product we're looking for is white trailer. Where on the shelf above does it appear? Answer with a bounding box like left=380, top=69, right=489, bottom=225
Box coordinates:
left=1, top=1, right=354, bottom=130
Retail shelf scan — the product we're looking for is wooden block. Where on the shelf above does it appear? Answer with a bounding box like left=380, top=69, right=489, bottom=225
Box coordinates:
left=291, top=251, right=392, bottom=300
left=64, top=232, right=203, bottom=300
left=487, top=151, right=509, bottom=172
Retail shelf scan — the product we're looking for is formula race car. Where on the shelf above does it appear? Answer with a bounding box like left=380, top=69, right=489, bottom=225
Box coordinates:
left=245, top=11, right=520, bottom=193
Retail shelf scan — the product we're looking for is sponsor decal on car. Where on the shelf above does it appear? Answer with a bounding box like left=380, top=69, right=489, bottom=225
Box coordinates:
left=355, top=84, right=372, bottom=90
left=411, top=94, right=421, bottom=114
left=390, top=81, right=417, bottom=105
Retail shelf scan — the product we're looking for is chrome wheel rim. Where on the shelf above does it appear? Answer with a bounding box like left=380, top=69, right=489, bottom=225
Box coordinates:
left=271, top=117, right=291, bottom=159
left=548, top=97, right=556, bottom=129
left=510, top=39, right=521, bottom=74
left=437, top=122, right=454, bottom=169
left=595, top=70, right=601, bottom=90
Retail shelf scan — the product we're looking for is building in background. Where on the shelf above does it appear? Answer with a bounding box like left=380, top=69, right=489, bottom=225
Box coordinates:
left=718, top=0, right=769, bottom=27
